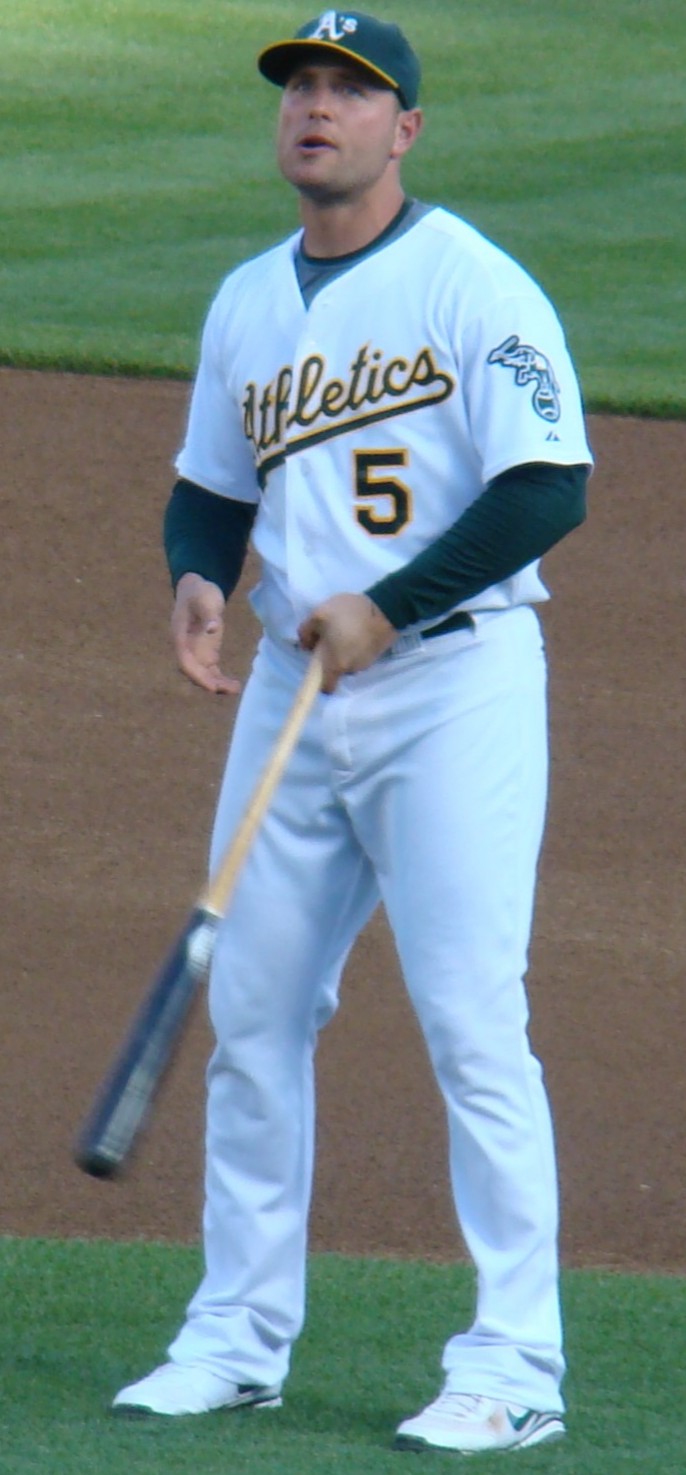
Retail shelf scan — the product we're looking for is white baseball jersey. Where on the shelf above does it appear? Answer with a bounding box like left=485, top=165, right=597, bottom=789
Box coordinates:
left=177, top=206, right=592, bottom=640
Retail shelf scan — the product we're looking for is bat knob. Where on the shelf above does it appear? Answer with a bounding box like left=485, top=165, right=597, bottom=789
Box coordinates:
left=73, top=1143, right=121, bottom=1179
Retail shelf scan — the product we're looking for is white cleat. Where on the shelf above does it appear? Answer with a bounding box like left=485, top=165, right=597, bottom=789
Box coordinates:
left=112, top=1361, right=283, bottom=1418
left=394, top=1390, right=565, bottom=1454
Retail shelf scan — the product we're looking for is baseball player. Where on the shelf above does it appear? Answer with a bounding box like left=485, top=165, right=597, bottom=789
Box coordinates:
left=113, top=10, right=592, bottom=1455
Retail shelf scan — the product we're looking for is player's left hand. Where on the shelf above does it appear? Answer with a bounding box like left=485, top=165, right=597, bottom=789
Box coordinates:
left=298, top=593, right=397, bottom=693
left=171, top=573, right=241, bottom=696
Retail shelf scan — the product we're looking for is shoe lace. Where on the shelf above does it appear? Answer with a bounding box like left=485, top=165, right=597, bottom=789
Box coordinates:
left=431, top=1391, right=492, bottom=1417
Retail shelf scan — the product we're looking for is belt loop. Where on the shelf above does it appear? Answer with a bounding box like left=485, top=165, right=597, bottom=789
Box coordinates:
left=388, top=631, right=424, bottom=658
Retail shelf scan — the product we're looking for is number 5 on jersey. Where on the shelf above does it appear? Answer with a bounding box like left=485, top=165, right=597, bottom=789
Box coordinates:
left=354, top=449, right=413, bottom=535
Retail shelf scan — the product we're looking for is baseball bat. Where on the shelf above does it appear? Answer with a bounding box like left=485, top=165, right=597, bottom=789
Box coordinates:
left=74, top=649, right=323, bottom=1179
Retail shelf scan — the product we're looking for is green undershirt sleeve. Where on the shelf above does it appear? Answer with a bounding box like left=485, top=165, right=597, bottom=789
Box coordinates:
left=163, top=479, right=257, bottom=598
left=365, top=461, right=588, bottom=630
left=163, top=464, right=588, bottom=626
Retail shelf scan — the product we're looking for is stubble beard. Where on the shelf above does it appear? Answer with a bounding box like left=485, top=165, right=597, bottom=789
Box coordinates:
left=293, top=160, right=383, bottom=209
left=297, top=178, right=357, bottom=206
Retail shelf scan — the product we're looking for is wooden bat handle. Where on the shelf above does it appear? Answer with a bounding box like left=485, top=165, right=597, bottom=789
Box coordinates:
left=201, top=648, right=323, bottom=918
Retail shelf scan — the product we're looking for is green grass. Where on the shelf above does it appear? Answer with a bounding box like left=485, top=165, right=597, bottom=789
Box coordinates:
left=1, top=0, right=685, bottom=412
left=0, top=1238, right=684, bottom=1473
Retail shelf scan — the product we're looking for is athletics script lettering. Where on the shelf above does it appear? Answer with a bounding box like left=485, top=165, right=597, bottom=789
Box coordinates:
left=242, top=343, right=455, bottom=482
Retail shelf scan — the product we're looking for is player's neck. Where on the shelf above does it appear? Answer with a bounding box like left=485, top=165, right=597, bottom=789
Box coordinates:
left=298, top=180, right=407, bottom=260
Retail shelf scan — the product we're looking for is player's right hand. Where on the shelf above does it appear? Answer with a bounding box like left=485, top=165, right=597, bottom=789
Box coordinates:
left=170, top=573, right=241, bottom=695
left=298, top=592, right=397, bottom=693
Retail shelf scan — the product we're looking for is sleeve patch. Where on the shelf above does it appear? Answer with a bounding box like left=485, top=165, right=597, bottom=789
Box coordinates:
left=487, top=334, right=561, bottom=423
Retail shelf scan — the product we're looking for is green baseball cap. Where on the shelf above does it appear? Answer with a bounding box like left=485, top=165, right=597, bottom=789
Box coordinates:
left=258, top=10, right=421, bottom=110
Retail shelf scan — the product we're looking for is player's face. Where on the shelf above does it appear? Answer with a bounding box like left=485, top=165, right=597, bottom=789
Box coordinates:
left=276, top=60, right=420, bottom=204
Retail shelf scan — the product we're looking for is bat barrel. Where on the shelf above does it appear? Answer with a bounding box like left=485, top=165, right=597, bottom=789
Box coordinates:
left=74, top=908, right=218, bottom=1178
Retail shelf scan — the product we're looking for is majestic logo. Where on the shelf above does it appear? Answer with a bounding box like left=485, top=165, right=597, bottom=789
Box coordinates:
left=243, top=343, right=455, bottom=485
left=487, top=334, right=561, bottom=422
left=307, top=11, right=358, bottom=41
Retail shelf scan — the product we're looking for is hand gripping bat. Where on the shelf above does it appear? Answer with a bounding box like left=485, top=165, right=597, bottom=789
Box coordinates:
left=74, top=650, right=323, bottom=1179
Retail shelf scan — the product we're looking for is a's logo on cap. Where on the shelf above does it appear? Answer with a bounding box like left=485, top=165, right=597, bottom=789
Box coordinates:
left=308, top=10, right=358, bottom=42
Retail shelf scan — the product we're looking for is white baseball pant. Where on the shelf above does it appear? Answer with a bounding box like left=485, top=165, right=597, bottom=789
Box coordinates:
left=169, top=605, right=564, bottom=1412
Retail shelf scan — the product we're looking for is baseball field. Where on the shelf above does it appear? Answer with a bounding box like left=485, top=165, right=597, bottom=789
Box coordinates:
left=1, top=2, right=685, bottom=1471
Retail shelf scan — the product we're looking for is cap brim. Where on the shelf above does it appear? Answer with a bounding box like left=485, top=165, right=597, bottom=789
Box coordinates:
left=258, top=39, right=399, bottom=96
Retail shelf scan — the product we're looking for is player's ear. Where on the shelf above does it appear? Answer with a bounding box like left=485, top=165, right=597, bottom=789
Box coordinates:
left=391, top=106, right=423, bottom=159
